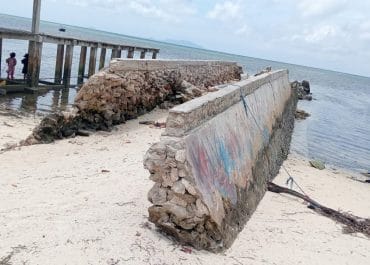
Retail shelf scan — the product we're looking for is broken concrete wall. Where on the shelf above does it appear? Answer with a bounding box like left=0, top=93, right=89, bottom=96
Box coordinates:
left=26, top=60, right=241, bottom=143
left=144, top=69, right=297, bottom=252
left=74, top=59, right=242, bottom=128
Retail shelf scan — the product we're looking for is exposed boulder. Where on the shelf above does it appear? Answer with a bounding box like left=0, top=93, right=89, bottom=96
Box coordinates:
left=291, top=80, right=313, bottom=100
left=309, top=160, right=326, bottom=170
left=295, top=109, right=310, bottom=120
left=302, top=80, right=310, bottom=93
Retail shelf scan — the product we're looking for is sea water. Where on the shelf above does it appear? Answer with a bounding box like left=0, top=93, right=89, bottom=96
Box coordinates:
left=0, top=14, right=369, bottom=173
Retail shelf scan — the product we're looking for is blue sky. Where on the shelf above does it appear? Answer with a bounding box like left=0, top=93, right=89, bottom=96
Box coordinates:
left=3, top=0, right=370, bottom=76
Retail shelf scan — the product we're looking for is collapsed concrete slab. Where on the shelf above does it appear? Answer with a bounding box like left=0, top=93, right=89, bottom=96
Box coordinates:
left=144, top=69, right=297, bottom=252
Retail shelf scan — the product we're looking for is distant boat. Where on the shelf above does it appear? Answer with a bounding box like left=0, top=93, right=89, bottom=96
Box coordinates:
left=59, top=27, right=66, bottom=32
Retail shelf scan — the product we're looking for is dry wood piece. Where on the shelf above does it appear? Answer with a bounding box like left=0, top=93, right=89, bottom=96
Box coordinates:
left=267, top=182, right=370, bottom=237
left=139, top=121, right=156, bottom=125
left=139, top=121, right=166, bottom=128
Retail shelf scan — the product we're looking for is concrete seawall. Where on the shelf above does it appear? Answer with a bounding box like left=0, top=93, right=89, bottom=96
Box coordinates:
left=144, top=69, right=297, bottom=252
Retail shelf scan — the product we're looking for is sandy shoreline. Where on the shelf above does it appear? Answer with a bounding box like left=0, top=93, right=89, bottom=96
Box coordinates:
left=1, top=109, right=369, bottom=264
left=0, top=110, right=40, bottom=151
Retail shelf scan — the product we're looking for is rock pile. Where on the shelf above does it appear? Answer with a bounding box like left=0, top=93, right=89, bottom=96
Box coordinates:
left=26, top=60, right=242, bottom=143
left=291, top=80, right=312, bottom=100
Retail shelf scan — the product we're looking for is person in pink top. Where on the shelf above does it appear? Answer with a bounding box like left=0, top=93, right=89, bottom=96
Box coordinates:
left=6, top=52, right=17, bottom=80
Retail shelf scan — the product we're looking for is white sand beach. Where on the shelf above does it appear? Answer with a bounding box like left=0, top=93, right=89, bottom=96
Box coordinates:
left=1, top=109, right=369, bottom=265
left=0, top=111, right=40, bottom=150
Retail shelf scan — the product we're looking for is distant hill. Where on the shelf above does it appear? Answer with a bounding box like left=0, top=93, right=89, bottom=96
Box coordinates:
left=163, top=39, right=203, bottom=49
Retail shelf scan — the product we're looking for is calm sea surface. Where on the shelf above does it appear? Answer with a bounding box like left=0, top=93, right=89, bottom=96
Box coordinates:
left=1, top=14, right=369, bottom=173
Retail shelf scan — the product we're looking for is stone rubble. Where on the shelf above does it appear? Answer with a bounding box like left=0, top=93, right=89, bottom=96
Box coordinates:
left=295, top=109, right=311, bottom=120
left=144, top=137, right=228, bottom=250
left=291, top=80, right=312, bottom=100
left=25, top=60, right=242, bottom=143
left=254, top=66, right=272, bottom=76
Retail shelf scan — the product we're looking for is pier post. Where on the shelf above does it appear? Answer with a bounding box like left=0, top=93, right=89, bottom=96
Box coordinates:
left=0, top=38, right=2, bottom=78
left=78, top=46, right=87, bottom=84
left=152, top=51, right=158, bottom=59
left=27, top=0, right=42, bottom=87
left=140, top=49, right=146, bottom=59
left=111, top=48, right=118, bottom=59
left=28, top=40, right=43, bottom=87
left=51, top=89, right=60, bottom=111
left=117, top=49, right=122, bottom=58
left=63, top=44, right=74, bottom=88
left=99, top=48, right=106, bottom=70
left=54, top=44, right=64, bottom=84
left=61, top=88, right=69, bottom=110
left=127, top=47, right=135, bottom=59
left=32, top=0, right=41, bottom=34
left=88, top=47, right=97, bottom=77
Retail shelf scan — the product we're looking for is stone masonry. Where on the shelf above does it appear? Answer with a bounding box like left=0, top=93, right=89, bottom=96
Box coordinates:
left=74, top=59, right=242, bottom=128
left=144, top=70, right=297, bottom=252
left=26, top=59, right=241, bottom=143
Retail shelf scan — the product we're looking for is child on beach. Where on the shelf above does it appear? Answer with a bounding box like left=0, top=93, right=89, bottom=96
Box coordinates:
left=21, top=53, right=29, bottom=80
left=6, top=52, right=17, bottom=80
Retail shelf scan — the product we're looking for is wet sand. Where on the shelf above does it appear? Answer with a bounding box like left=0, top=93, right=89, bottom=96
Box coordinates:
left=0, top=109, right=369, bottom=264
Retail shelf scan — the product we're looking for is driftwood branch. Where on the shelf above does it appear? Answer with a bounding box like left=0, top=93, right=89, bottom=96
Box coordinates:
left=267, top=182, right=370, bottom=237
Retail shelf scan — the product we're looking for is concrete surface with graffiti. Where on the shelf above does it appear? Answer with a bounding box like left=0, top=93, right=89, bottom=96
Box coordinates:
left=144, top=69, right=296, bottom=251
left=184, top=75, right=292, bottom=226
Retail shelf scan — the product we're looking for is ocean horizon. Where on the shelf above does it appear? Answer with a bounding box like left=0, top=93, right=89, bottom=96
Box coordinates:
left=1, top=13, right=369, bottom=174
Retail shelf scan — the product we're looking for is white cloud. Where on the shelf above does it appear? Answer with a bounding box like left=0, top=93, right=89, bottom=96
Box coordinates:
left=129, top=1, right=170, bottom=21
left=64, top=0, right=196, bottom=22
left=65, top=0, right=89, bottom=7
left=206, top=1, right=250, bottom=36
left=297, top=0, right=348, bottom=17
left=129, top=0, right=196, bottom=22
left=304, top=25, right=344, bottom=43
left=235, top=24, right=249, bottom=35
left=207, top=1, right=243, bottom=21
left=286, top=24, right=351, bottom=55
left=358, top=21, right=370, bottom=41
left=360, top=33, right=370, bottom=41
left=359, top=21, right=370, bottom=32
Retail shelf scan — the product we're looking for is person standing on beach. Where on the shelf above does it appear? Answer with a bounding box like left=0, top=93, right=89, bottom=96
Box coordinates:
left=6, top=52, right=17, bottom=80
left=21, top=53, right=29, bottom=80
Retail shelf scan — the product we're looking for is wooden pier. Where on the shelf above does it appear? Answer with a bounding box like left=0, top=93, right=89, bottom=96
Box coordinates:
left=0, top=0, right=159, bottom=95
